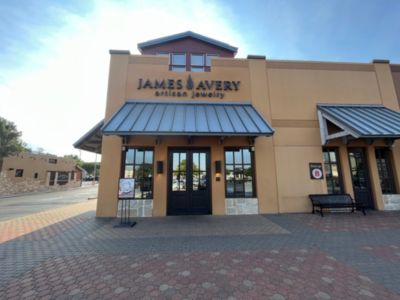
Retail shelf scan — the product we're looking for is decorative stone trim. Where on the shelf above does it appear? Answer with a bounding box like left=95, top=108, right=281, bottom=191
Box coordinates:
left=383, top=194, right=400, bottom=211
left=225, top=198, right=258, bottom=215
left=0, top=172, right=81, bottom=198
left=117, top=200, right=153, bottom=217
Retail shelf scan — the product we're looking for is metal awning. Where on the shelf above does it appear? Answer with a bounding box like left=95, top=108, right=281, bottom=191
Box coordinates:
left=102, top=100, right=274, bottom=137
left=317, top=104, right=400, bottom=144
left=73, top=120, right=103, bottom=154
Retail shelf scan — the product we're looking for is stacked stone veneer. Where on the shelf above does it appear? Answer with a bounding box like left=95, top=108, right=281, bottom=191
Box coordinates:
left=0, top=172, right=81, bottom=197
left=225, top=198, right=258, bottom=215
left=383, top=194, right=400, bottom=210
left=117, top=200, right=153, bottom=217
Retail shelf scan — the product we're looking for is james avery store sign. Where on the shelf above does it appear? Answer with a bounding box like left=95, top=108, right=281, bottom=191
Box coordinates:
left=137, top=75, right=240, bottom=99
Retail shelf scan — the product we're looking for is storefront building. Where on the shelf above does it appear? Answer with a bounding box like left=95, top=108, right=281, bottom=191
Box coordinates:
left=75, top=31, right=400, bottom=217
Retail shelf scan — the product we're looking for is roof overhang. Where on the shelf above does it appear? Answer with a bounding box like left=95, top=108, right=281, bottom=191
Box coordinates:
left=73, top=120, right=103, bottom=154
left=102, top=100, right=274, bottom=137
left=137, top=31, right=238, bottom=54
left=317, top=103, right=400, bottom=145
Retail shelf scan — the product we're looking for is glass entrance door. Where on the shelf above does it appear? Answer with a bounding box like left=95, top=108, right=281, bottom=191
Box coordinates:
left=168, top=149, right=211, bottom=215
left=348, top=148, right=374, bottom=209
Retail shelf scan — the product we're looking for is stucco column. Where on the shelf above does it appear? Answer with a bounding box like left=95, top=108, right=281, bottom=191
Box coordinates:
left=338, top=145, right=354, bottom=198
left=97, top=50, right=130, bottom=218
left=366, top=146, right=384, bottom=210
left=211, top=144, right=225, bottom=215
left=248, top=58, right=279, bottom=213
left=153, top=143, right=168, bottom=216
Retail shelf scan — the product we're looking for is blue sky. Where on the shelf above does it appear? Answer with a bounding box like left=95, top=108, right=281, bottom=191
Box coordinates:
left=0, top=0, right=399, bottom=161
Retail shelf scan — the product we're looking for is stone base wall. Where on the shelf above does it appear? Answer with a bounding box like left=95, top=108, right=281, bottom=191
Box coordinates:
left=117, top=200, right=153, bottom=217
left=225, top=198, right=258, bottom=215
left=383, top=194, right=400, bottom=211
left=0, top=172, right=81, bottom=198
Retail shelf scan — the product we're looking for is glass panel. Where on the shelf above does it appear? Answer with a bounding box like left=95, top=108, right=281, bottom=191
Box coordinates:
left=179, top=174, right=186, bottom=191
left=199, top=172, right=207, bottom=190
left=225, top=165, right=234, bottom=180
left=193, top=172, right=199, bottom=191
left=235, top=180, right=244, bottom=195
left=324, top=163, right=332, bottom=177
left=144, top=151, right=153, bottom=164
left=134, top=165, right=141, bottom=178
left=191, top=66, right=204, bottom=72
left=134, top=180, right=142, bottom=198
left=142, top=176, right=152, bottom=193
left=243, top=149, right=251, bottom=164
left=173, top=153, right=180, bottom=171
left=226, top=181, right=234, bottom=196
left=191, top=54, right=204, bottom=66
left=172, top=172, right=180, bottom=191
left=331, top=164, right=339, bottom=177
left=135, top=150, right=144, bottom=164
left=199, top=153, right=206, bottom=171
left=329, top=151, right=337, bottom=163
left=244, top=181, right=253, bottom=197
left=180, top=153, right=186, bottom=171
left=124, top=165, right=133, bottom=178
left=172, top=53, right=186, bottom=65
left=234, top=150, right=242, bottom=164
left=323, top=151, right=329, bottom=163
left=125, top=149, right=134, bottom=164
left=225, top=151, right=233, bottom=164
left=192, top=153, right=199, bottom=172
left=243, top=165, right=252, bottom=180
left=171, top=66, right=186, bottom=72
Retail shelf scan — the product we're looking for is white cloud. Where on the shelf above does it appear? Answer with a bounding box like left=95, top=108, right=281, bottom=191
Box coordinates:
left=0, top=0, right=247, bottom=162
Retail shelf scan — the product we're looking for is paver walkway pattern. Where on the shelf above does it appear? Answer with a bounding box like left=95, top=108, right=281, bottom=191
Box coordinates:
left=1, top=201, right=400, bottom=299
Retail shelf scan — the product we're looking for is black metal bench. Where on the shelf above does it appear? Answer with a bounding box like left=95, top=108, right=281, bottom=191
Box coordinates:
left=309, top=194, right=366, bottom=217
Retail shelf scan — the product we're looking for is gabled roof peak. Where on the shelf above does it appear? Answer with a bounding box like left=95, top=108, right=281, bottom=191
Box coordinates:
left=137, top=31, right=238, bottom=53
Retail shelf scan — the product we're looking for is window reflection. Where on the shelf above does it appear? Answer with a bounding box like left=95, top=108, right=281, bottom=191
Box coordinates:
left=123, top=148, right=154, bottom=199
left=225, top=148, right=255, bottom=198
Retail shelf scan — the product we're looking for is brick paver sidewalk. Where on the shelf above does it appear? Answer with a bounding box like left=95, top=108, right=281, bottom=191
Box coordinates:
left=1, top=205, right=400, bottom=299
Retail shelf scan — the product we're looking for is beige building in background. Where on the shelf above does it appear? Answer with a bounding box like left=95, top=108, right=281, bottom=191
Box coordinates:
left=75, top=31, right=400, bottom=218
left=1, top=153, right=82, bottom=196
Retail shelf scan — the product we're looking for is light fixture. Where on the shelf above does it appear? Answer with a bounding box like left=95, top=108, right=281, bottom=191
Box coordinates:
left=215, top=160, right=222, bottom=181
left=157, top=161, right=164, bottom=174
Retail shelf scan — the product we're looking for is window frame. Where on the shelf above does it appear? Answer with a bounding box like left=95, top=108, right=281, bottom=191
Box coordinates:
left=322, top=147, right=344, bottom=194
left=170, top=53, right=186, bottom=72
left=224, top=147, right=256, bottom=198
left=15, top=169, right=24, bottom=177
left=375, top=147, right=397, bottom=194
left=121, top=147, right=155, bottom=200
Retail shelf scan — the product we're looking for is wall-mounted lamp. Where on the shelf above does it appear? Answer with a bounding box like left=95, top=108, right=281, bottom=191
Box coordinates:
left=215, top=160, right=222, bottom=181
left=157, top=161, right=164, bottom=174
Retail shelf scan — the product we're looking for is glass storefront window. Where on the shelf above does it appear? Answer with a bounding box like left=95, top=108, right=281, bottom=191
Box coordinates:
left=224, top=148, right=255, bottom=198
left=322, top=148, right=343, bottom=194
left=122, top=148, right=154, bottom=199
left=375, top=148, right=396, bottom=194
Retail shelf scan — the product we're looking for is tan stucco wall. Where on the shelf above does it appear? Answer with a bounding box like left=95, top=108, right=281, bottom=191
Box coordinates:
left=2, top=153, right=78, bottom=185
left=97, top=52, right=400, bottom=217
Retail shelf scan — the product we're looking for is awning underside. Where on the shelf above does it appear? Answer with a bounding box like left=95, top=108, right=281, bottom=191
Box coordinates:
left=317, top=104, right=400, bottom=144
left=102, top=100, right=274, bottom=136
left=73, top=120, right=103, bottom=154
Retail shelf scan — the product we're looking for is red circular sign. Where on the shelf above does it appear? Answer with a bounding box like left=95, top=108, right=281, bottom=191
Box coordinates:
left=312, top=168, right=323, bottom=179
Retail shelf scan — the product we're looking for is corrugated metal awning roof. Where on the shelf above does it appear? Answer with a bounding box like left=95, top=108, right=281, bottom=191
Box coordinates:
left=317, top=104, right=400, bottom=144
left=73, top=120, right=103, bottom=154
left=102, top=101, right=274, bottom=137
